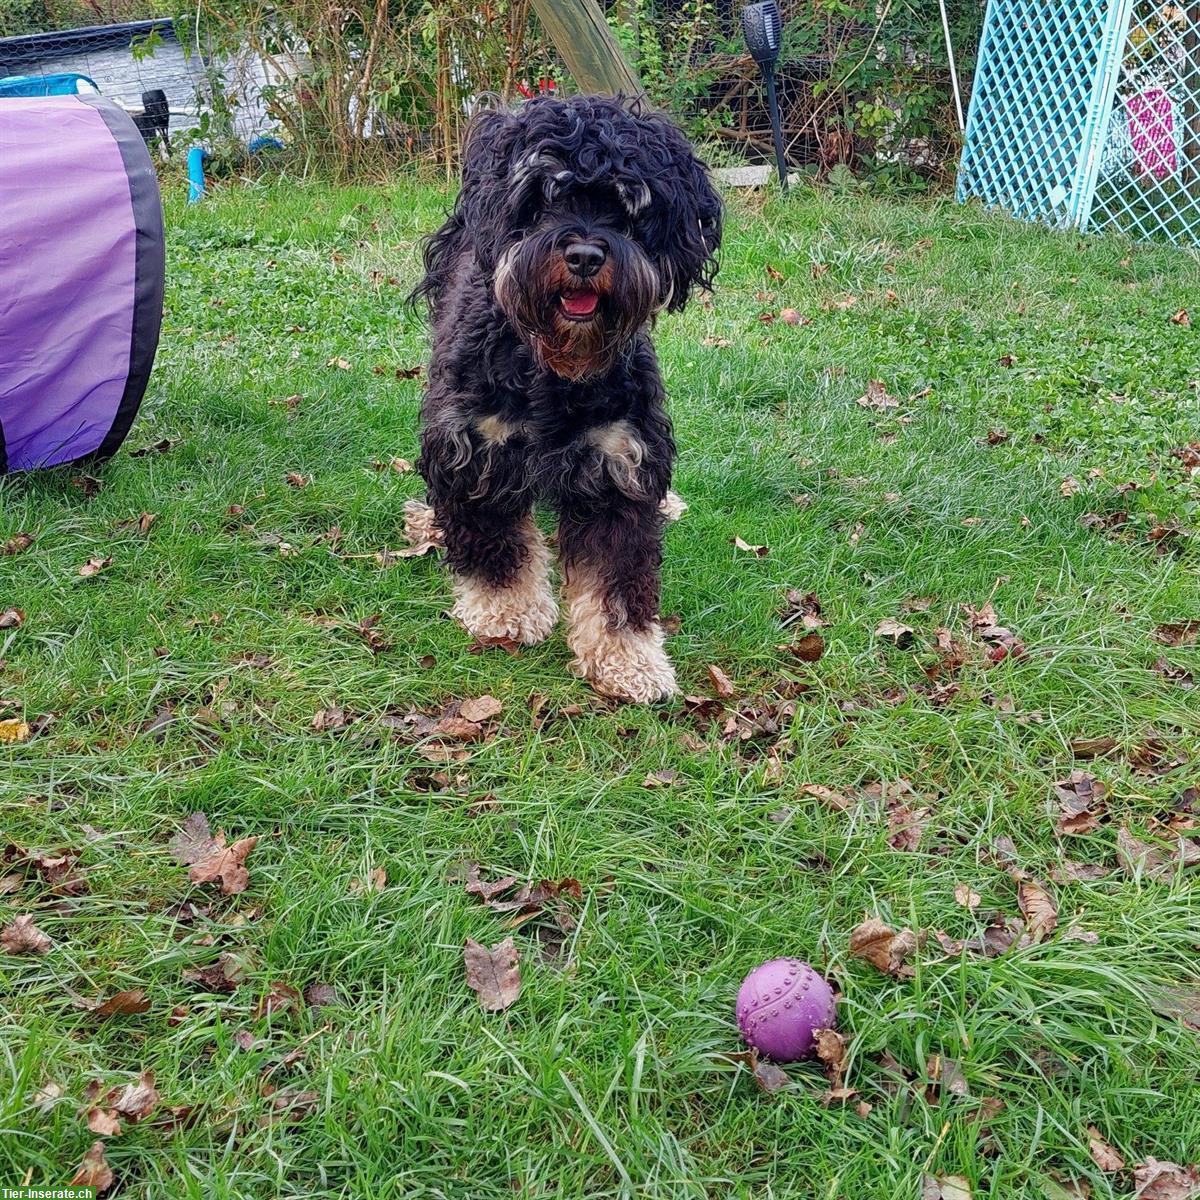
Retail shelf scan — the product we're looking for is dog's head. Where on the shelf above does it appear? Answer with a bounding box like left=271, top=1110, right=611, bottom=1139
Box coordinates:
left=454, top=96, right=721, bottom=380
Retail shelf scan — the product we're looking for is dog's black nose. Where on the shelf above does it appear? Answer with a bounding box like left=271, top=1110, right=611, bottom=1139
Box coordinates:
left=563, top=240, right=606, bottom=278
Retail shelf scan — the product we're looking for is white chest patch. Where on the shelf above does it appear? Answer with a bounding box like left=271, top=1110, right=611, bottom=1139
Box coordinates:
left=474, top=414, right=524, bottom=445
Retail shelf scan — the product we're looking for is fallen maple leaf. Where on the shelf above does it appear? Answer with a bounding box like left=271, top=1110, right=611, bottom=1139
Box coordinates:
left=0, top=607, right=25, bottom=629
left=463, top=937, right=521, bottom=1012
left=799, top=783, right=853, bottom=811
left=463, top=864, right=519, bottom=903
left=732, top=535, right=769, bottom=556
left=254, top=981, right=302, bottom=1020
left=170, top=812, right=257, bottom=895
left=814, top=1027, right=846, bottom=1089
left=285, top=471, right=309, bottom=488
left=2, top=532, right=33, bottom=555
left=1, top=913, right=51, bottom=954
left=87, top=1107, right=121, bottom=1136
left=1170, top=309, right=1190, bottom=327
left=78, top=556, right=113, bottom=578
left=71, top=1141, right=114, bottom=1192
left=182, top=950, right=251, bottom=993
left=1054, top=770, right=1108, bottom=835
left=953, top=883, right=981, bottom=910
left=1086, top=1125, right=1125, bottom=1171
left=1060, top=476, right=1081, bottom=497
left=641, top=769, right=679, bottom=789
left=849, top=917, right=920, bottom=978
left=780, top=590, right=826, bottom=630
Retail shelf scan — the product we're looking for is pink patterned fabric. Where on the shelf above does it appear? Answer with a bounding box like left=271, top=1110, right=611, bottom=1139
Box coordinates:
left=1128, top=88, right=1176, bottom=180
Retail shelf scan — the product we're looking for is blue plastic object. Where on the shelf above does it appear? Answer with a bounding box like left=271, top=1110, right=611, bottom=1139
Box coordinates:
left=0, top=72, right=100, bottom=97
left=958, top=0, right=1200, bottom=246
left=187, top=145, right=206, bottom=203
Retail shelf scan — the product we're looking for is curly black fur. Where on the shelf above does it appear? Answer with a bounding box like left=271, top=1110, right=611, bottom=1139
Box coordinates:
left=415, top=94, right=721, bottom=631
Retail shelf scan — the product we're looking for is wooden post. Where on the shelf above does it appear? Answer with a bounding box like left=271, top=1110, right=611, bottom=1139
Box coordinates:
left=528, top=0, right=645, bottom=99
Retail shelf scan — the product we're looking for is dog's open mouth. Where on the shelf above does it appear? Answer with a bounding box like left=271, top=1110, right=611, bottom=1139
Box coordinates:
left=559, top=289, right=600, bottom=320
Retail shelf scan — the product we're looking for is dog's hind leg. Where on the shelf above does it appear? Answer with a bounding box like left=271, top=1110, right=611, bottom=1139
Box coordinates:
left=557, top=500, right=677, bottom=704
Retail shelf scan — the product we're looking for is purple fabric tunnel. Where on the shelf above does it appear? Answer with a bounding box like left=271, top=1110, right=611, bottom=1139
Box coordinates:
left=0, top=94, right=164, bottom=472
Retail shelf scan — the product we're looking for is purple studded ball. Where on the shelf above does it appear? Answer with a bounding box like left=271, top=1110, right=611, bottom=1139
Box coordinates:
left=736, top=958, right=836, bottom=1062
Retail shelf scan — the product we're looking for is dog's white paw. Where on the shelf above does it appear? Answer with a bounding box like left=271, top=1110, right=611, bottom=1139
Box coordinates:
left=565, top=586, right=677, bottom=703
left=659, top=491, right=687, bottom=523
left=452, top=576, right=559, bottom=646
left=569, top=623, right=678, bottom=703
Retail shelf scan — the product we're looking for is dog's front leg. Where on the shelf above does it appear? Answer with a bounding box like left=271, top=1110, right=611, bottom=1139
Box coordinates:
left=436, top=499, right=558, bottom=647
left=419, top=420, right=557, bottom=647
left=558, top=499, right=677, bottom=703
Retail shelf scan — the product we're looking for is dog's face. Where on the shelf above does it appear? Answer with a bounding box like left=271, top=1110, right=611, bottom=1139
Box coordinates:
left=455, top=97, right=722, bottom=380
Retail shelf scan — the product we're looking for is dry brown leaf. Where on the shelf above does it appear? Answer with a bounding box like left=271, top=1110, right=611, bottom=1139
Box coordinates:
left=707, top=665, right=735, bottom=698
left=254, top=981, right=303, bottom=1020
left=78, top=555, right=113, bottom=578
left=848, top=917, right=919, bottom=978
left=875, top=617, right=914, bottom=645
left=953, top=883, right=981, bottom=910
left=1170, top=309, right=1190, bottom=327
left=2, top=532, right=34, bottom=555
left=92, top=989, right=151, bottom=1018
left=1060, top=476, right=1081, bottom=497
left=922, top=1175, right=971, bottom=1200
left=732, top=535, right=769, bottom=556
left=463, top=864, right=519, bottom=903
left=87, top=1107, right=122, bottom=1136
left=1054, top=771, right=1109, bottom=836
left=781, top=632, right=825, bottom=662
left=0, top=607, right=25, bottom=629
left=1132, top=1159, right=1200, bottom=1199
left=459, top=695, right=503, bottom=723
left=188, top=832, right=258, bottom=896
left=1017, top=879, right=1058, bottom=942
left=641, top=769, right=680, bottom=789
left=1117, top=826, right=1173, bottom=880
left=285, top=472, right=309, bottom=487
left=813, top=1027, right=846, bottom=1089
left=112, top=1071, right=159, bottom=1122
left=752, top=1057, right=790, bottom=1093
left=857, top=380, right=900, bottom=410
left=463, top=937, right=521, bottom=1012
left=71, top=1141, right=114, bottom=1192
left=1086, top=1125, right=1125, bottom=1172
left=2, top=913, right=51, bottom=954
left=799, top=783, right=853, bottom=811
left=1153, top=621, right=1200, bottom=647
left=780, top=589, right=827, bottom=630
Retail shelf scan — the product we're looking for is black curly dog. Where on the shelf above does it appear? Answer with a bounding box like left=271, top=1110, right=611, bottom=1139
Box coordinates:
left=414, top=95, right=721, bottom=702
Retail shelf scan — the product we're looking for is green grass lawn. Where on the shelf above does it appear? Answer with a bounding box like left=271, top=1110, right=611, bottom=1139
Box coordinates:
left=2, top=176, right=1199, bottom=1200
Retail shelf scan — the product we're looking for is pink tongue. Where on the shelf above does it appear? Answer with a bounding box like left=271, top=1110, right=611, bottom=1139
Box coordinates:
left=561, top=290, right=599, bottom=317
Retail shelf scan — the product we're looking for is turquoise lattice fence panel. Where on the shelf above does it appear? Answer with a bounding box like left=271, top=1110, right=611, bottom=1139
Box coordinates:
left=958, top=0, right=1124, bottom=228
left=958, top=0, right=1200, bottom=246
left=1086, top=1, right=1200, bottom=245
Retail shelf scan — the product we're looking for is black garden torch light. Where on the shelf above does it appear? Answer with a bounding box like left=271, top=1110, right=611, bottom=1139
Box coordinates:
left=741, top=0, right=787, bottom=191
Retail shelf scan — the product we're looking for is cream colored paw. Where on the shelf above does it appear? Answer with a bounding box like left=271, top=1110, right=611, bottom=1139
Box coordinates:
left=565, top=575, right=677, bottom=703
left=450, top=521, right=558, bottom=645
left=659, top=491, right=687, bottom=522
left=452, top=575, right=559, bottom=645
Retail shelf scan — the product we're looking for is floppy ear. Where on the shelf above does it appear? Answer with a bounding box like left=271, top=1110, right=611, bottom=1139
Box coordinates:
left=415, top=110, right=526, bottom=309
left=456, top=109, right=529, bottom=272
left=637, top=117, right=722, bottom=312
